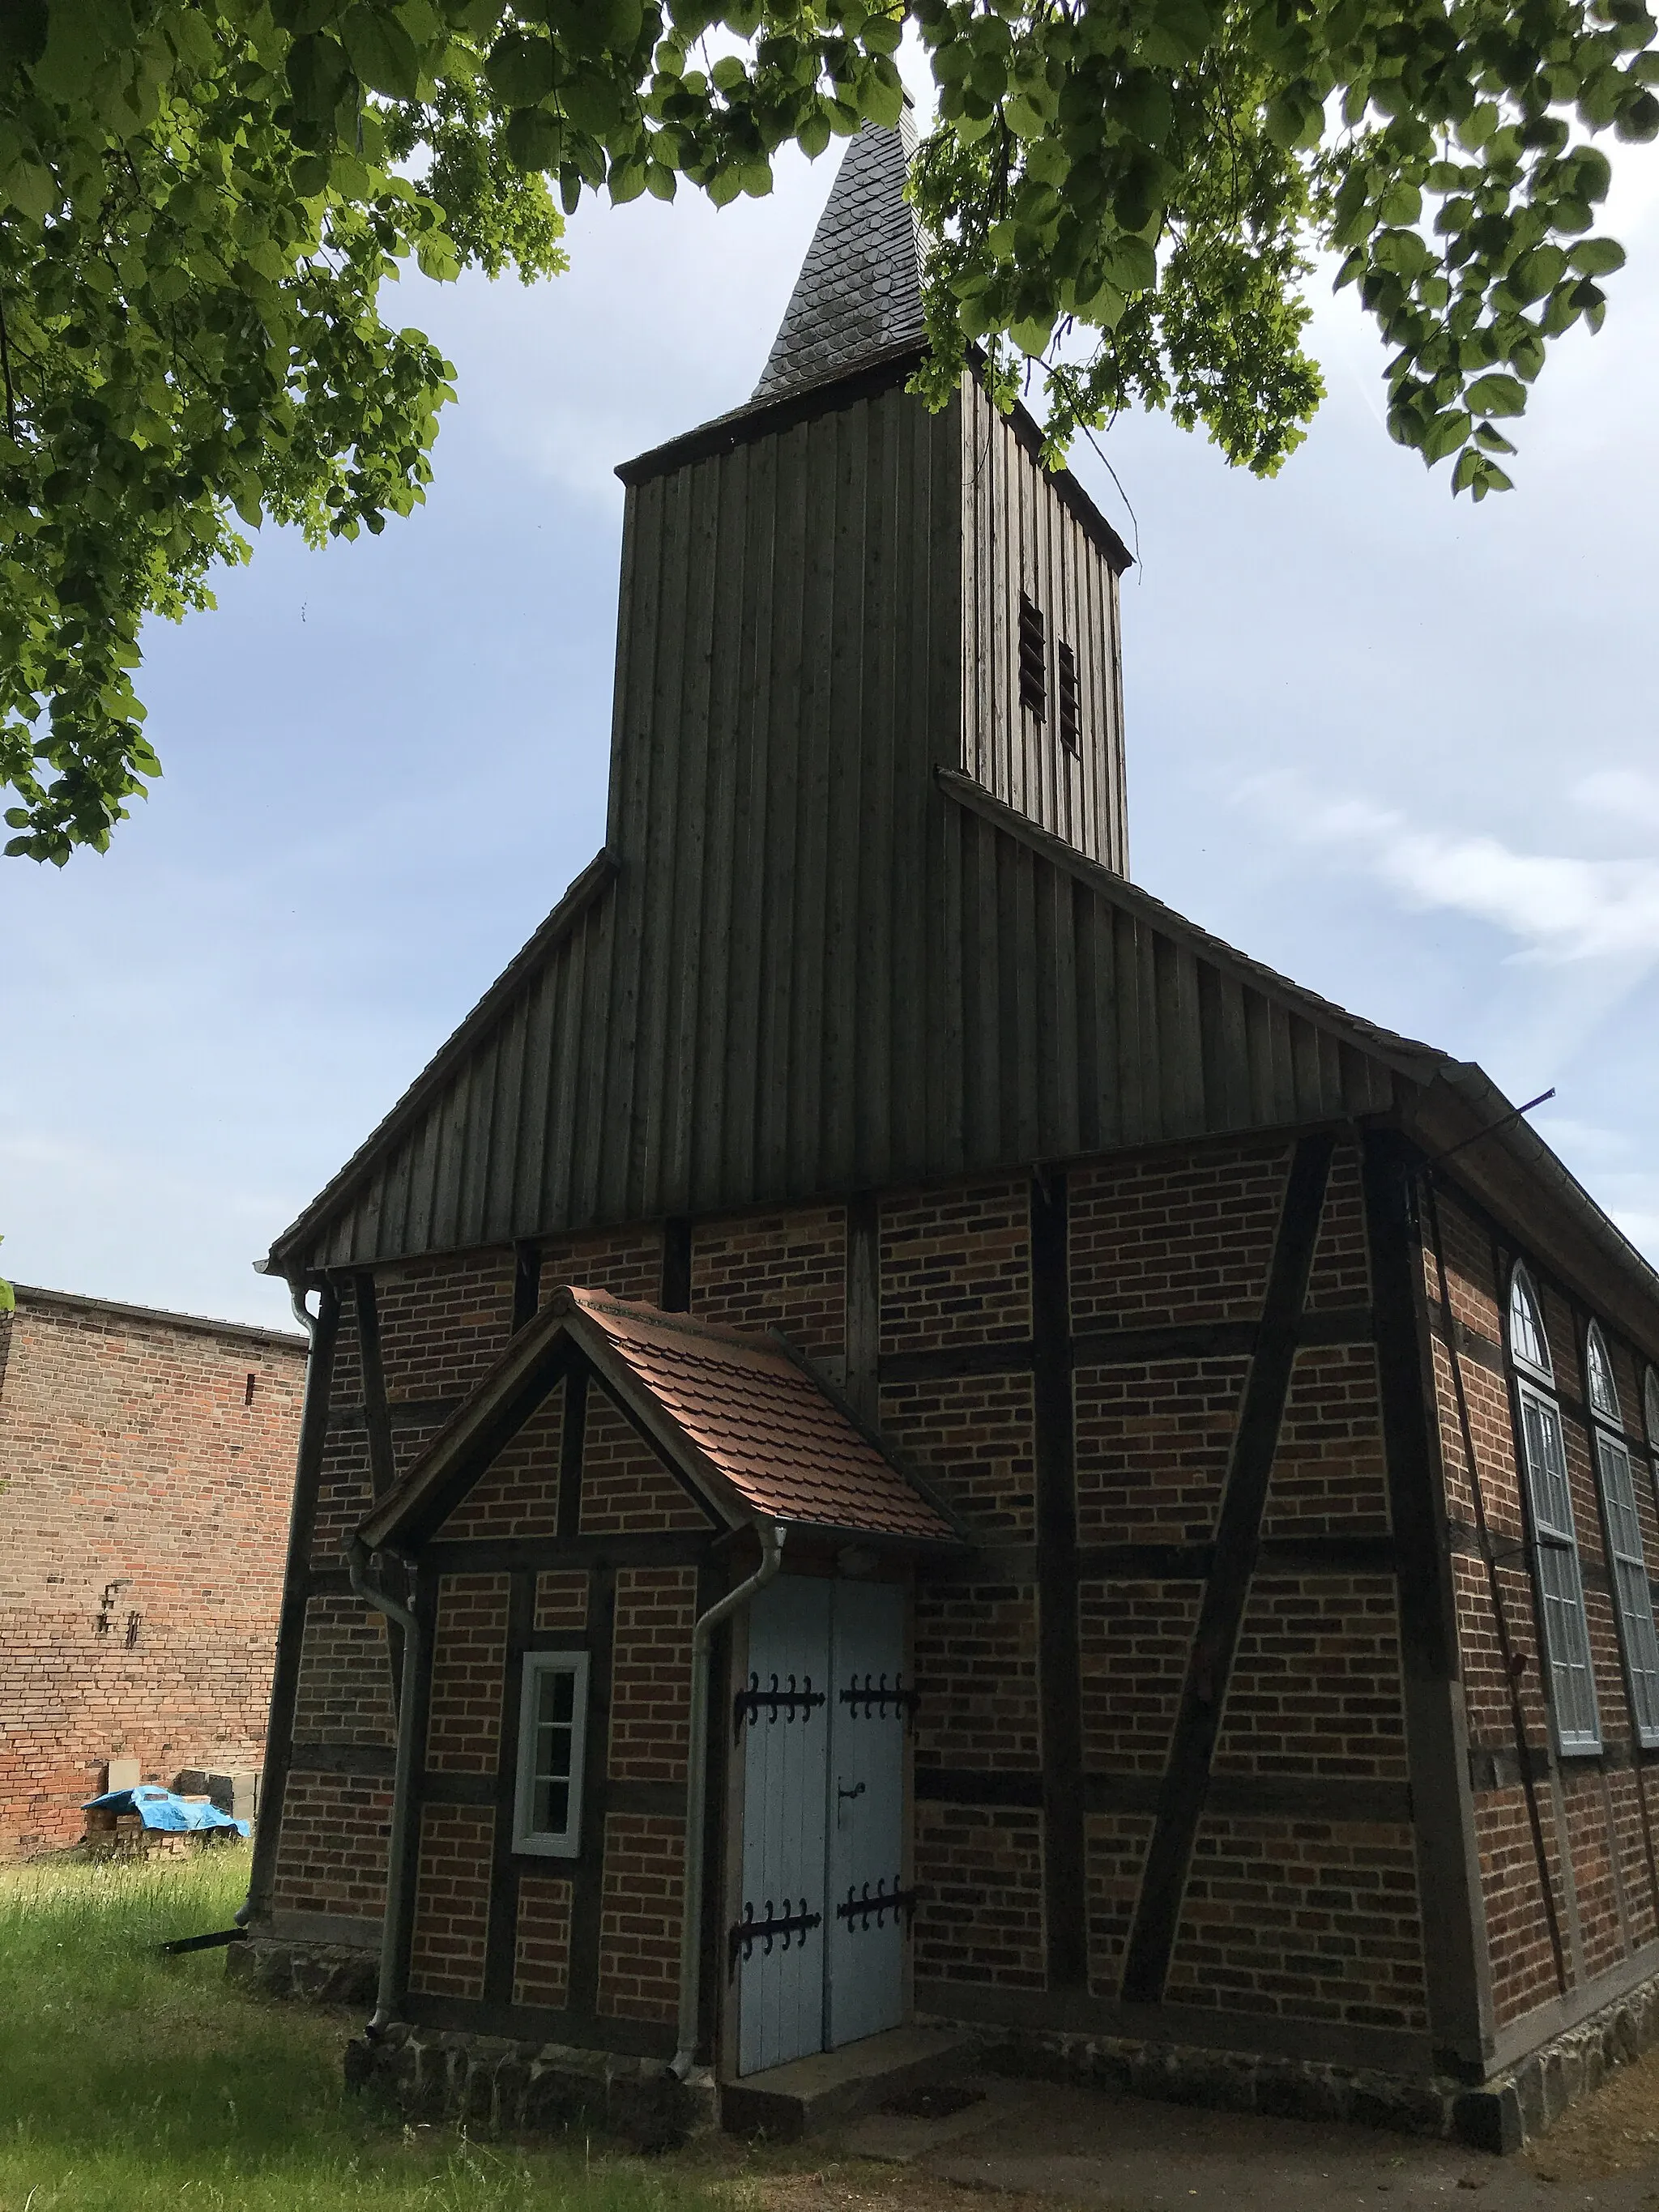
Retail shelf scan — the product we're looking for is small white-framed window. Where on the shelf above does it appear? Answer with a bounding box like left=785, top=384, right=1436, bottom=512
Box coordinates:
left=1586, top=1326, right=1659, bottom=1749
left=512, top=1652, right=590, bottom=1858
left=1508, top=1266, right=1600, bottom=1753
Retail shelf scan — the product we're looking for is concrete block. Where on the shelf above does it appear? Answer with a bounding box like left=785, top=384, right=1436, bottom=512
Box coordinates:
left=1452, top=2083, right=1524, bottom=2156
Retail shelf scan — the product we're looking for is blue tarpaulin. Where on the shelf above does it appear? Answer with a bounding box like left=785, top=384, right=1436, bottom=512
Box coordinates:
left=82, top=1786, right=249, bottom=1836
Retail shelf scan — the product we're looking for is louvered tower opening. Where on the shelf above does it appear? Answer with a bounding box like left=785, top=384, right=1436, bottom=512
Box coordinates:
left=1018, top=594, right=1047, bottom=721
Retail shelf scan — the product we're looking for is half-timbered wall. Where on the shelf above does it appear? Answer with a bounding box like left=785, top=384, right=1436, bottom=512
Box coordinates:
left=1426, top=1185, right=1659, bottom=2062
left=959, top=376, right=1128, bottom=873
left=258, top=1136, right=1506, bottom=2079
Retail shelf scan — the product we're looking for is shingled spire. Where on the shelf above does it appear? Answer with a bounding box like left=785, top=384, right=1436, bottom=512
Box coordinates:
left=751, top=112, right=927, bottom=404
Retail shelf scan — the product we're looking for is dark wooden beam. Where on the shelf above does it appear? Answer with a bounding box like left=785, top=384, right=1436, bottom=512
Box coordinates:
left=513, top=1240, right=544, bottom=1333
left=1119, top=1134, right=1334, bottom=2006
left=557, top=1365, right=588, bottom=1543
left=1031, top=1166, right=1086, bottom=1990
left=1371, top=1141, right=1503, bottom=2070
left=353, top=1272, right=404, bottom=1711
left=660, top=1218, right=692, bottom=1313
left=878, top=1306, right=1376, bottom=1387
left=400, top=1989, right=674, bottom=2059
left=846, top=1191, right=880, bottom=1424
left=354, top=1274, right=398, bottom=1503
left=289, top=1741, right=397, bottom=1777
left=424, top=1528, right=711, bottom=1577
left=483, top=1567, right=536, bottom=2005
left=915, top=1767, right=1413, bottom=1824
left=246, top=1281, right=340, bottom=1924
left=565, top=1562, right=615, bottom=2018
left=387, top=1559, right=437, bottom=2014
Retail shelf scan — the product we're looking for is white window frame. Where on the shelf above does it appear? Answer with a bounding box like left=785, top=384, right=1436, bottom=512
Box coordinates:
left=1586, top=1326, right=1659, bottom=1750
left=512, top=1651, right=590, bottom=1859
left=1508, top=1267, right=1601, bottom=1754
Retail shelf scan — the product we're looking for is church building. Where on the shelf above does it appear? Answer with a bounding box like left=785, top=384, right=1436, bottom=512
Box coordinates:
left=240, top=119, right=1659, bottom=2154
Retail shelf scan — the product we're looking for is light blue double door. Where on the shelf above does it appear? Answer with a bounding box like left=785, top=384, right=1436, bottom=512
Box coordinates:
left=735, top=1576, right=911, bottom=2074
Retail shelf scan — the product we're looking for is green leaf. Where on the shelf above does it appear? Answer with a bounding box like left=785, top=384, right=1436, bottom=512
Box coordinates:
left=1102, top=231, right=1158, bottom=291
left=287, top=32, right=354, bottom=121
left=561, top=70, right=623, bottom=134
left=341, top=6, right=420, bottom=99
left=504, top=104, right=561, bottom=169
left=2, top=154, right=56, bottom=221
left=485, top=28, right=556, bottom=106
left=1464, top=371, right=1526, bottom=416
left=1507, top=245, right=1565, bottom=304
left=1570, top=236, right=1627, bottom=275
left=856, top=66, right=904, bottom=127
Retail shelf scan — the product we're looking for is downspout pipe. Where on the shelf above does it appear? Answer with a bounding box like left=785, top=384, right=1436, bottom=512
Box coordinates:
left=346, top=1532, right=423, bottom=2039
left=672, top=1519, right=785, bottom=2081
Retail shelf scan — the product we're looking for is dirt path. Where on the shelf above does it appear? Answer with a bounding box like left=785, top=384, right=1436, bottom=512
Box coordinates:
left=714, top=2056, right=1659, bottom=2212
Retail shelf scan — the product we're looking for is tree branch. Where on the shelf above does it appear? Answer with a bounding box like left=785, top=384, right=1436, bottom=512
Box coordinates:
left=0, top=294, right=17, bottom=441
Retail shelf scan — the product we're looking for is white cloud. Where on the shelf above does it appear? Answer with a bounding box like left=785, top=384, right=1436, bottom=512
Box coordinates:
left=1574, top=768, right=1659, bottom=832
left=1248, top=775, right=1659, bottom=965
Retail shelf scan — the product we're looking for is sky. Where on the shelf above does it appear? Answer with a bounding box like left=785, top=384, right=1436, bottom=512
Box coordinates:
left=5, top=87, right=1659, bottom=1332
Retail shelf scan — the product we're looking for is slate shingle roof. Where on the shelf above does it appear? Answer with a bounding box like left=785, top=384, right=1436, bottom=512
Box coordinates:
left=752, top=113, right=927, bottom=405
left=565, top=1288, right=954, bottom=1541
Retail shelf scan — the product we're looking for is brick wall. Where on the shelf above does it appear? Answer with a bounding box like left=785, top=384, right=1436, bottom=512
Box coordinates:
left=579, top=1388, right=706, bottom=1535
left=539, top=1226, right=663, bottom=1305
left=608, top=1566, right=695, bottom=1784
left=1073, top=1357, right=1247, bottom=1543
left=597, top=1812, right=683, bottom=2022
left=408, top=1805, right=494, bottom=1998
left=914, top=1805, right=1045, bottom=1988
left=0, top=1288, right=305, bottom=1856
left=263, top=1133, right=1651, bottom=2081
left=880, top=1177, right=1030, bottom=1351
left=878, top=1372, right=1034, bottom=1537
left=271, top=1771, right=392, bottom=1922
left=693, top=1205, right=845, bottom=1357
left=1431, top=1185, right=1659, bottom=2035
left=1164, top=1816, right=1429, bottom=2032
left=1069, top=1141, right=1288, bottom=1328
left=377, top=1251, right=515, bottom=1404
left=446, top=1383, right=564, bottom=1540
left=427, top=1575, right=509, bottom=1775
left=515, top=1872, right=573, bottom=2006
left=915, top=1580, right=1040, bottom=1769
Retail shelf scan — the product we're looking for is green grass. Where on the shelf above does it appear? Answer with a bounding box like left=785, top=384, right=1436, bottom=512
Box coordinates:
left=0, top=1849, right=728, bottom=2212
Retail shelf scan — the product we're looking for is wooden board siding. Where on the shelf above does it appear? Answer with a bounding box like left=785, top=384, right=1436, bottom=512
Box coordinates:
left=960, top=377, right=1128, bottom=873
left=281, top=788, right=1414, bottom=1276
left=274, top=369, right=1432, bottom=1280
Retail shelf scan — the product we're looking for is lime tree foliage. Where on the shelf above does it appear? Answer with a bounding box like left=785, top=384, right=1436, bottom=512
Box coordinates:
left=2, top=0, right=1654, bottom=861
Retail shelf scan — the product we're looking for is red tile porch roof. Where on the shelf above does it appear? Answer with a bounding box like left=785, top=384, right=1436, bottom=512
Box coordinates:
left=562, top=1288, right=954, bottom=1542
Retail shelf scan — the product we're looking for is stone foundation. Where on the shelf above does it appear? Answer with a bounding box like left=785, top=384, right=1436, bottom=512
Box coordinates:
left=946, top=1968, right=1659, bottom=2155
left=228, top=1934, right=379, bottom=2007
left=344, top=2021, right=714, bottom=2151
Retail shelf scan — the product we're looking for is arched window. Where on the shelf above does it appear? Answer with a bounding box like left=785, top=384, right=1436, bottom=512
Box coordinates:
left=1508, top=1266, right=1600, bottom=1752
left=1587, top=1323, right=1659, bottom=1748
left=1509, top=1266, right=1552, bottom=1380
left=1587, top=1323, right=1621, bottom=1425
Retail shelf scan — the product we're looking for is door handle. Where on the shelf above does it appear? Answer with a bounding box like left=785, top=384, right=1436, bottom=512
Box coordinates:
left=837, top=1780, right=866, bottom=1804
